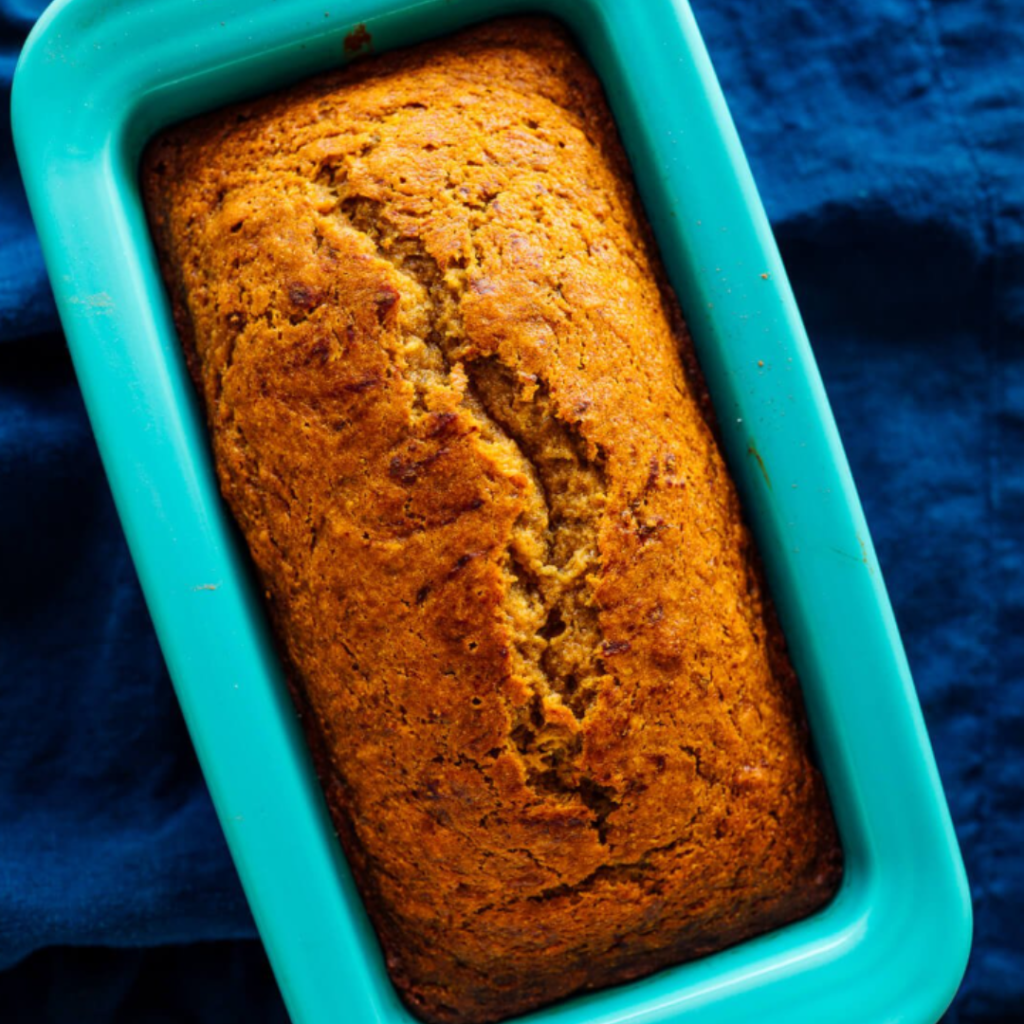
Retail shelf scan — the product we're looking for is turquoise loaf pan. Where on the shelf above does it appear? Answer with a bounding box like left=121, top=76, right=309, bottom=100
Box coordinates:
left=12, top=1, right=970, bottom=1022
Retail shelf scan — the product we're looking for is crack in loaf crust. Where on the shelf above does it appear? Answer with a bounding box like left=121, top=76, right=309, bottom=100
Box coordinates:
left=142, top=17, right=842, bottom=1024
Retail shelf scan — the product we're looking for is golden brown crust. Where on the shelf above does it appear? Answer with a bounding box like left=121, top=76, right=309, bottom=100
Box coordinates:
left=142, top=17, right=842, bottom=1024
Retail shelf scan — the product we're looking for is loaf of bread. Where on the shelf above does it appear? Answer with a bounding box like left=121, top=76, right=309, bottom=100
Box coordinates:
left=143, top=17, right=841, bottom=1024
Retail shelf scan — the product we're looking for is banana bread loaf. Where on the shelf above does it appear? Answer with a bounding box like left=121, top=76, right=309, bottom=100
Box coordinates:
left=142, top=17, right=842, bottom=1024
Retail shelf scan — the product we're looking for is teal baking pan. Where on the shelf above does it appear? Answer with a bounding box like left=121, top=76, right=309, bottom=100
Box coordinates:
left=12, top=0, right=971, bottom=1021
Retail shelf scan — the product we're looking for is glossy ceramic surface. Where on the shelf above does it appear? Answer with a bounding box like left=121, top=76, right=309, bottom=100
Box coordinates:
left=13, top=1, right=971, bottom=1021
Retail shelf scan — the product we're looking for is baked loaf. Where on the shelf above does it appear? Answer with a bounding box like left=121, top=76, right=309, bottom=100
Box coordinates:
left=143, top=17, right=841, bottom=1024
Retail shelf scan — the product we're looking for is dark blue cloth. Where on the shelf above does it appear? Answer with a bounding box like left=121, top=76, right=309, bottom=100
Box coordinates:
left=1, top=0, right=1021, bottom=1020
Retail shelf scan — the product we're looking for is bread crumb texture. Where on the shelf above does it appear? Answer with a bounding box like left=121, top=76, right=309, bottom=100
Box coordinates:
left=143, top=17, right=842, bottom=1024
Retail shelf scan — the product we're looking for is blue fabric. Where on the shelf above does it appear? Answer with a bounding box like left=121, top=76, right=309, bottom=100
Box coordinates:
left=1, top=0, right=1021, bottom=1020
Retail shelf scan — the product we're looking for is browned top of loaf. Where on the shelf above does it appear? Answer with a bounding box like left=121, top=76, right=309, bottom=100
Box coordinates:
left=143, top=17, right=841, bottom=1024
